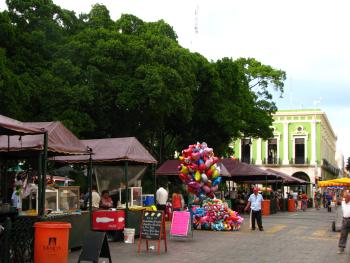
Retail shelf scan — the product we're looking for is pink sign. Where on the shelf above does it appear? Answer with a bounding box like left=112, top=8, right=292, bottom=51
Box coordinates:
left=170, top=211, right=190, bottom=236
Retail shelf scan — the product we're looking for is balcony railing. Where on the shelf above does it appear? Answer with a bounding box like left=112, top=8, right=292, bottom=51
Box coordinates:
left=289, top=158, right=309, bottom=165
left=263, top=157, right=281, bottom=165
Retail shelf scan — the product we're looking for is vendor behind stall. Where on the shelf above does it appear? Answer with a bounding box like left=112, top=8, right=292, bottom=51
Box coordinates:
left=100, top=190, right=113, bottom=209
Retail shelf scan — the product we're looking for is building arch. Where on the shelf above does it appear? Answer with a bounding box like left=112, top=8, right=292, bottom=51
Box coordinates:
left=291, top=171, right=311, bottom=195
left=292, top=171, right=310, bottom=182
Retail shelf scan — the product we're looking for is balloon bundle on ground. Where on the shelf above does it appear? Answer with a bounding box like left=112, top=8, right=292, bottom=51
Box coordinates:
left=178, top=142, right=221, bottom=200
left=192, top=198, right=244, bottom=231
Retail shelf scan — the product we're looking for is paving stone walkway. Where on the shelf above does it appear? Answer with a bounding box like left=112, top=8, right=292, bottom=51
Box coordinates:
left=69, top=208, right=348, bottom=263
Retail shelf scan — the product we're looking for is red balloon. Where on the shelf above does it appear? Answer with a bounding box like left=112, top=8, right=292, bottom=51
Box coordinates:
left=199, top=163, right=206, bottom=172
left=206, top=169, right=213, bottom=178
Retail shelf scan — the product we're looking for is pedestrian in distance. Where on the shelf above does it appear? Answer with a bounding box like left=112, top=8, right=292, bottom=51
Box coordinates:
left=315, top=190, right=322, bottom=210
left=326, top=191, right=333, bottom=212
left=301, top=192, right=308, bottom=211
left=338, top=192, right=350, bottom=254
left=244, top=187, right=264, bottom=231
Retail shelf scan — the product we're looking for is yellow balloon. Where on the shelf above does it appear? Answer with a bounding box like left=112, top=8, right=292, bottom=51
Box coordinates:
left=179, top=156, right=184, bottom=161
left=181, top=165, right=188, bottom=174
left=212, top=169, right=219, bottom=179
left=210, top=165, right=216, bottom=171
left=195, top=171, right=201, bottom=181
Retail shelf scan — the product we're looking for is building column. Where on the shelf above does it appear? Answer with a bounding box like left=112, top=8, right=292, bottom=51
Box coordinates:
left=283, top=122, right=289, bottom=165
left=256, top=138, right=262, bottom=165
left=311, top=118, right=316, bottom=165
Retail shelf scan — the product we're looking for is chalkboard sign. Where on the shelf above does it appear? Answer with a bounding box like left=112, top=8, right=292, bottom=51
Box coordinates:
left=140, top=211, right=163, bottom=240
left=138, top=210, right=167, bottom=255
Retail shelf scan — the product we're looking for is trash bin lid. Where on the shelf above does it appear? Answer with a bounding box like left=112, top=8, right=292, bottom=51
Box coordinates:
left=34, top=222, right=72, bottom=229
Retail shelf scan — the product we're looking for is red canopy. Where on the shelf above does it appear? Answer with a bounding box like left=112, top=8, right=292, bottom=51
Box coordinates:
left=0, top=114, right=44, bottom=135
left=156, top=158, right=280, bottom=181
left=52, top=137, right=157, bottom=164
left=155, top=159, right=180, bottom=176
left=0, top=121, right=88, bottom=154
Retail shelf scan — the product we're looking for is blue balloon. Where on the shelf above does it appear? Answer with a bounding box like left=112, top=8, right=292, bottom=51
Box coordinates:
left=212, top=176, right=222, bottom=186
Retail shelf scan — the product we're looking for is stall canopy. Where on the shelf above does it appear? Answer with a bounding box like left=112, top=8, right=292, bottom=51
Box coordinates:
left=0, top=114, right=44, bottom=135
left=318, top=177, right=350, bottom=187
left=52, top=137, right=157, bottom=194
left=264, top=169, right=309, bottom=185
left=0, top=121, right=88, bottom=155
left=155, top=159, right=181, bottom=176
left=219, top=158, right=280, bottom=181
left=52, top=137, right=157, bottom=164
left=156, top=158, right=279, bottom=181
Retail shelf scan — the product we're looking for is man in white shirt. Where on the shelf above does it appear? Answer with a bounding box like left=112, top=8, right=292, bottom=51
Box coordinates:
left=11, top=186, right=22, bottom=211
left=338, top=192, right=350, bottom=253
left=245, top=187, right=264, bottom=231
left=156, top=186, right=168, bottom=211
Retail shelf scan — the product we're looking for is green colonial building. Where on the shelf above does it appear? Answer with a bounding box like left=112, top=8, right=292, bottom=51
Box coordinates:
left=232, top=109, right=340, bottom=195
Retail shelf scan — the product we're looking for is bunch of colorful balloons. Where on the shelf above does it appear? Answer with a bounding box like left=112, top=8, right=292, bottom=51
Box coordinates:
left=178, top=142, right=222, bottom=200
left=192, top=199, right=244, bottom=231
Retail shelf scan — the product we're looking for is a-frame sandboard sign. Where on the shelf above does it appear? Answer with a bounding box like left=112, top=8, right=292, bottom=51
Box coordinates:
left=138, top=210, right=167, bottom=255
left=78, top=231, right=112, bottom=263
left=170, top=211, right=193, bottom=239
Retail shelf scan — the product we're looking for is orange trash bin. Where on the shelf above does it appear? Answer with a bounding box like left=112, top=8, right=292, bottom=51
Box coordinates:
left=34, top=222, right=72, bottom=263
left=288, top=199, right=296, bottom=212
left=262, top=200, right=270, bottom=216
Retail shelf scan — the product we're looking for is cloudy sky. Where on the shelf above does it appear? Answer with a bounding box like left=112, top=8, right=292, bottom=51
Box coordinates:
left=1, top=0, right=349, bottom=161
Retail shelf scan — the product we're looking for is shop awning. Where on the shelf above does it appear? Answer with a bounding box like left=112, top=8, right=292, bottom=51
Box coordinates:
left=52, top=137, right=157, bottom=164
left=0, top=121, right=88, bottom=154
left=0, top=114, right=45, bottom=135
left=318, top=177, right=350, bottom=187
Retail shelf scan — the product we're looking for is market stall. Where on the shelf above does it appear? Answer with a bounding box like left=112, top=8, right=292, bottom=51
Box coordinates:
left=52, top=137, right=157, bottom=236
left=0, top=118, right=90, bottom=262
left=0, top=115, right=46, bottom=263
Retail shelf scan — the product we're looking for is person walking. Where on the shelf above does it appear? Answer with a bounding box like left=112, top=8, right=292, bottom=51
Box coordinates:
left=156, top=186, right=168, bottom=211
left=338, top=192, right=350, bottom=254
left=326, top=191, right=333, bottom=212
left=315, top=190, right=321, bottom=210
left=244, top=187, right=264, bottom=231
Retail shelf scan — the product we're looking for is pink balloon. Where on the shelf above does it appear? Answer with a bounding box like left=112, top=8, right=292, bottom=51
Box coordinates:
left=188, top=181, right=201, bottom=189
left=202, top=185, right=211, bottom=193
left=211, top=185, right=219, bottom=192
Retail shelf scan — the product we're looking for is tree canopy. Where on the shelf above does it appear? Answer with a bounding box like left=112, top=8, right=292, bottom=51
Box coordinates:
left=0, top=0, right=286, bottom=162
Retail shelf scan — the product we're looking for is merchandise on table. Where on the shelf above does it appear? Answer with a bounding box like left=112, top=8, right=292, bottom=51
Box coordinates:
left=192, top=198, right=244, bottom=231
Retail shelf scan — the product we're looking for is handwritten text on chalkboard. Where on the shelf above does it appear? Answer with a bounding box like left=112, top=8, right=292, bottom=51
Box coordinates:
left=141, top=211, right=163, bottom=240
